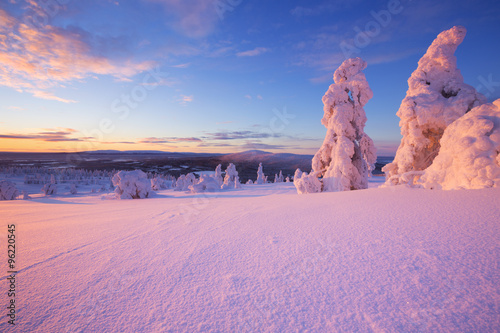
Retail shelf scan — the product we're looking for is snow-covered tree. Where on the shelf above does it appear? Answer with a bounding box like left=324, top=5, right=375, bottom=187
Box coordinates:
left=274, top=170, right=284, bottom=183
left=42, top=175, right=58, bottom=196
left=214, top=164, right=223, bottom=187
left=419, top=99, right=500, bottom=190
left=256, top=163, right=266, bottom=184
left=246, top=179, right=253, bottom=185
left=183, top=173, right=196, bottom=191
left=0, top=180, right=18, bottom=200
left=222, top=163, right=239, bottom=189
left=112, top=170, right=152, bottom=199
left=234, top=175, right=242, bottom=189
left=70, top=183, right=78, bottom=194
left=384, top=26, right=487, bottom=186
left=309, top=57, right=376, bottom=192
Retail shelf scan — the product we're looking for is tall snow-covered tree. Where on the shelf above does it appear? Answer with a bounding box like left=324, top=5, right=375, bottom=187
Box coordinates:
left=214, top=164, right=223, bottom=187
left=310, top=57, right=377, bottom=192
left=383, top=26, right=486, bottom=186
left=222, top=163, right=239, bottom=189
left=256, top=163, right=266, bottom=184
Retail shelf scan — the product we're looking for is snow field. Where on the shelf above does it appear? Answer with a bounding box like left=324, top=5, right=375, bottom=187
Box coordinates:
left=0, top=183, right=498, bottom=332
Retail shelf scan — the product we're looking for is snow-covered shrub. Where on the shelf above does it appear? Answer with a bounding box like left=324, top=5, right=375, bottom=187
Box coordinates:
left=222, top=163, right=240, bottom=189
left=41, top=183, right=58, bottom=196
left=0, top=180, right=19, bottom=200
left=384, top=26, right=486, bottom=186
left=112, top=170, right=152, bottom=199
left=189, top=174, right=220, bottom=193
left=310, top=57, right=376, bottom=192
left=419, top=99, right=500, bottom=190
left=246, top=179, right=253, bottom=185
left=293, top=172, right=322, bottom=194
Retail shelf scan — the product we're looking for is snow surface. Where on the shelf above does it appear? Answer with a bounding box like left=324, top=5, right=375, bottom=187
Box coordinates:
left=384, top=26, right=487, bottom=186
left=1, top=182, right=499, bottom=332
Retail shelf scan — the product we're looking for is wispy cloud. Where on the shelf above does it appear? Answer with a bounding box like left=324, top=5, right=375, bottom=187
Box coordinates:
left=204, top=130, right=284, bottom=141
left=0, top=128, right=86, bottom=142
left=237, top=47, right=269, bottom=57
left=0, top=8, right=154, bottom=103
left=146, top=0, right=220, bottom=38
left=177, top=94, right=194, bottom=105
left=138, top=137, right=202, bottom=144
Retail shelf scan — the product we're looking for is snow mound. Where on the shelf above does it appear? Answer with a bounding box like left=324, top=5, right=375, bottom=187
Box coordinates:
left=0, top=180, right=19, bottom=200
left=309, top=57, right=376, bottom=193
left=384, top=26, right=487, bottom=186
left=420, top=99, right=500, bottom=189
left=112, top=170, right=152, bottom=199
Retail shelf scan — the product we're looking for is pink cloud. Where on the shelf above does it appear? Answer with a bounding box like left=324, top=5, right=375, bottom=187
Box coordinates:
left=0, top=8, right=154, bottom=102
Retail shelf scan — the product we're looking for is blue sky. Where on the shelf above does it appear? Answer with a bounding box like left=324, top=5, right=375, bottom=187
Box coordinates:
left=1, top=0, right=499, bottom=155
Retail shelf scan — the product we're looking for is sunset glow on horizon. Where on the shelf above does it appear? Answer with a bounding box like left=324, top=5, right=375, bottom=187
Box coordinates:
left=1, top=0, right=499, bottom=155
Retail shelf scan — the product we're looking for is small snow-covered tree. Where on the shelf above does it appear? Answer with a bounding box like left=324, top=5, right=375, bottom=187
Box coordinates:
left=256, top=163, right=265, bottom=184
left=309, top=57, right=376, bottom=192
left=420, top=99, right=500, bottom=190
left=246, top=179, right=253, bottom=185
left=222, top=163, right=239, bottom=189
left=384, top=26, right=487, bottom=186
left=70, top=183, right=78, bottom=194
left=0, top=180, right=18, bottom=200
left=112, top=170, right=152, bottom=199
left=214, top=164, right=223, bottom=187
left=234, top=175, right=242, bottom=189
left=41, top=175, right=58, bottom=196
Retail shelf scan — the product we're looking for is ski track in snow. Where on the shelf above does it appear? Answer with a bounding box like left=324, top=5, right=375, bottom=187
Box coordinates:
left=0, top=183, right=499, bottom=332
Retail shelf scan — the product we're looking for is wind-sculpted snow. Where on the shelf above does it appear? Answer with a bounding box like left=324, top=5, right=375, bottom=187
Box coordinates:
left=304, top=57, right=376, bottom=193
left=420, top=99, right=500, bottom=189
left=384, top=26, right=487, bottom=186
left=112, top=170, right=152, bottom=199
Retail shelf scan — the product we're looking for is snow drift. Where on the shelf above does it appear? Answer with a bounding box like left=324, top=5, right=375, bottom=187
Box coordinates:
left=112, top=170, right=152, bottom=199
left=420, top=99, right=500, bottom=189
left=384, top=26, right=486, bottom=186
